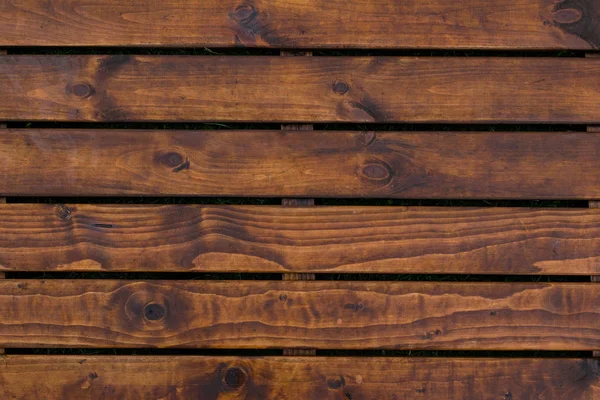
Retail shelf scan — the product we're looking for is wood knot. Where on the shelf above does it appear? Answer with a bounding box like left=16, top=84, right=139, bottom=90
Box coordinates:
left=155, top=151, right=190, bottom=172
left=333, top=80, right=349, bottom=95
left=230, top=4, right=257, bottom=22
left=327, top=376, right=346, bottom=389
left=550, top=0, right=600, bottom=48
left=222, top=367, right=248, bottom=390
left=360, top=160, right=393, bottom=185
left=56, top=205, right=72, bottom=220
left=143, top=303, right=166, bottom=321
left=70, top=83, right=94, bottom=99
left=552, top=8, right=583, bottom=23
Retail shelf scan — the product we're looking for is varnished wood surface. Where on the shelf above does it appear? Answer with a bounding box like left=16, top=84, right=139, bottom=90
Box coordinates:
left=3, top=129, right=600, bottom=198
left=1, top=56, right=600, bottom=123
left=0, top=280, right=598, bottom=349
left=1, top=356, right=599, bottom=399
left=1, top=205, right=600, bottom=274
left=0, top=0, right=599, bottom=50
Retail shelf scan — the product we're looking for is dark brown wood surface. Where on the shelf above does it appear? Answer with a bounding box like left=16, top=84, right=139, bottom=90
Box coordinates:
left=0, top=280, right=598, bottom=350
left=3, top=129, right=600, bottom=198
left=1, top=0, right=599, bottom=49
left=2, top=204, right=600, bottom=275
left=1, top=356, right=599, bottom=399
left=1, top=56, right=600, bottom=123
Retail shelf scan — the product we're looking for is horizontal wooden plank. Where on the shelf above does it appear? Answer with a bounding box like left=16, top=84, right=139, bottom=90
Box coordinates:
left=2, top=356, right=599, bottom=399
left=0, top=280, right=598, bottom=349
left=0, top=0, right=598, bottom=50
left=2, top=129, right=600, bottom=198
left=1, top=56, right=600, bottom=123
left=1, top=205, right=600, bottom=275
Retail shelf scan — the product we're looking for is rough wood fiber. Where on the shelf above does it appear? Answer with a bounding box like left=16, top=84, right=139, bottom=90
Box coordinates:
left=1, top=0, right=599, bottom=50
left=1, top=356, right=599, bottom=399
left=3, top=129, right=600, bottom=198
left=0, top=280, right=598, bottom=350
left=2, top=205, right=600, bottom=275
left=1, top=56, right=600, bottom=123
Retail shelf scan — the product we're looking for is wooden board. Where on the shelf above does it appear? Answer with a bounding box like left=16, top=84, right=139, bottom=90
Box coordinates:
left=3, top=129, right=600, bottom=199
left=1, top=56, right=600, bottom=123
left=2, top=204, right=600, bottom=275
left=3, top=129, right=600, bottom=198
left=1, top=356, right=599, bottom=399
left=0, top=280, right=598, bottom=350
left=1, top=0, right=599, bottom=50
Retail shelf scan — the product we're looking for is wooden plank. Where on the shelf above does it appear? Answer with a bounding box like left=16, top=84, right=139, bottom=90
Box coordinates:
left=0, top=280, right=598, bottom=350
left=0, top=0, right=598, bottom=50
left=2, top=204, right=600, bottom=275
left=1, top=356, right=599, bottom=399
left=279, top=50, right=317, bottom=322
left=3, top=129, right=600, bottom=198
left=1, top=56, right=600, bottom=123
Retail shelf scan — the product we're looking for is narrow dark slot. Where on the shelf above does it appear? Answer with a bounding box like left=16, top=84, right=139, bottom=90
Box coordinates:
left=1, top=197, right=589, bottom=208
left=5, top=121, right=588, bottom=132
left=4, top=348, right=592, bottom=358
left=92, top=223, right=113, bottom=228
left=4, top=272, right=590, bottom=282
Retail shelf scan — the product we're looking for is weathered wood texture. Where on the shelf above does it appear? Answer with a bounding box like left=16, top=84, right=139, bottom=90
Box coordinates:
left=1, top=356, right=599, bottom=399
left=0, top=280, right=598, bottom=350
left=1, top=56, right=600, bottom=123
left=1, top=0, right=599, bottom=50
left=3, top=129, right=600, bottom=198
left=2, top=205, right=600, bottom=275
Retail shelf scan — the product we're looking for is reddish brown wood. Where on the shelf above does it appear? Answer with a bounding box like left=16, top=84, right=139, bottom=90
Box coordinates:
left=3, top=129, right=600, bottom=199
left=0, top=0, right=598, bottom=50
left=1, top=356, right=599, bottom=399
left=2, top=56, right=600, bottom=123
left=0, top=280, right=599, bottom=350
left=2, top=204, right=600, bottom=275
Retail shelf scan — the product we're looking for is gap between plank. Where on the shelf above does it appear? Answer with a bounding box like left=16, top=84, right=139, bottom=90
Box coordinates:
left=0, top=49, right=5, bottom=206
left=0, top=49, right=6, bottom=355
left=281, top=50, right=316, bottom=357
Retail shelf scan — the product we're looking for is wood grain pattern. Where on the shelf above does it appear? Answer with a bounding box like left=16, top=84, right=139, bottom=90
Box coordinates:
left=1, top=56, right=600, bottom=123
left=3, top=129, right=600, bottom=198
left=279, top=49, right=316, bottom=295
left=0, top=280, right=598, bottom=350
left=1, top=356, right=599, bottom=399
left=2, top=204, right=600, bottom=275
left=0, top=0, right=598, bottom=49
